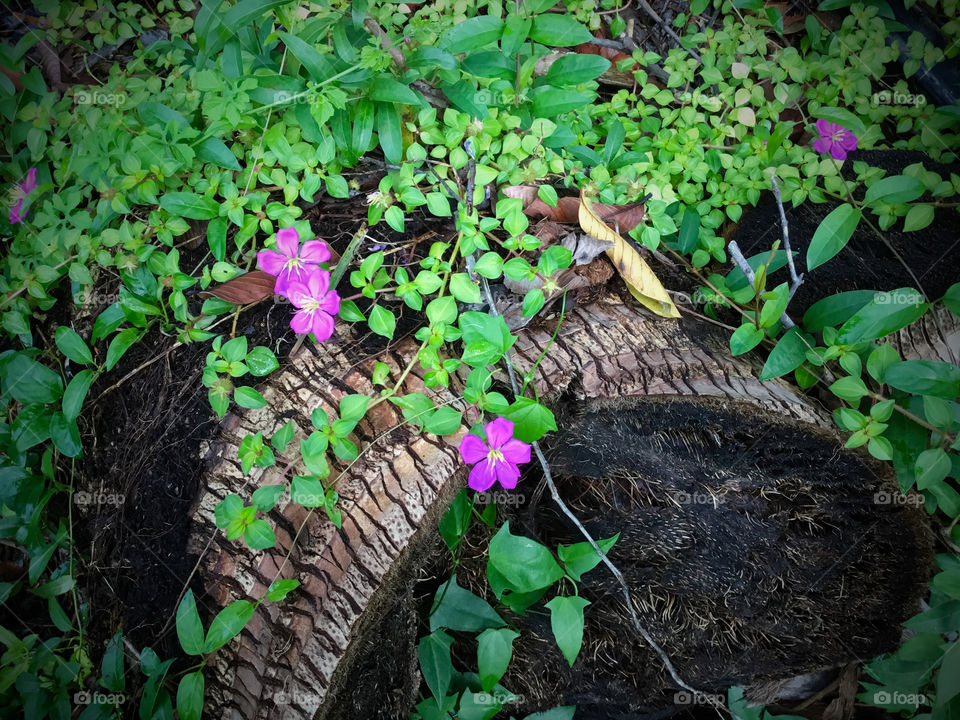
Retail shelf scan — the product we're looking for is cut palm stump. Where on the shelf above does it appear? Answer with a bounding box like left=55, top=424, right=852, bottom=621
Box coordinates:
left=190, top=290, right=933, bottom=719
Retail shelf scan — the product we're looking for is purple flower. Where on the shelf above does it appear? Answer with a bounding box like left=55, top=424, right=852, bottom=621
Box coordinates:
left=257, top=227, right=331, bottom=296
left=8, top=167, right=39, bottom=224
left=812, top=119, right=858, bottom=161
left=286, top=269, right=340, bottom=342
left=459, top=417, right=532, bottom=492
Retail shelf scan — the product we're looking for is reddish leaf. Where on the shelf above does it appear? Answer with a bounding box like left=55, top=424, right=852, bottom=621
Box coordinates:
left=505, top=186, right=646, bottom=233
left=200, top=271, right=277, bottom=304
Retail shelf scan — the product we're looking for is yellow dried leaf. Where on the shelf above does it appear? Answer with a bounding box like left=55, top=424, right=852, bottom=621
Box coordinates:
left=578, top=191, right=680, bottom=318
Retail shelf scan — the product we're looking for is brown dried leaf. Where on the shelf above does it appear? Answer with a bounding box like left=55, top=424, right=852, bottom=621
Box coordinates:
left=506, top=186, right=647, bottom=234
left=199, top=270, right=277, bottom=304
left=578, top=190, right=679, bottom=318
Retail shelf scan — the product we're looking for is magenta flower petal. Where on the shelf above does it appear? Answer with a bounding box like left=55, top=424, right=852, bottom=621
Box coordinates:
left=257, top=249, right=287, bottom=277
left=9, top=199, right=23, bottom=224
left=485, top=417, right=514, bottom=449
left=468, top=462, right=498, bottom=492
left=310, top=311, right=335, bottom=341
left=496, top=462, right=521, bottom=489
left=812, top=137, right=829, bottom=155
left=22, top=168, right=37, bottom=194
left=500, top=438, right=531, bottom=465
left=305, top=267, right=331, bottom=297
left=299, top=240, right=331, bottom=264
left=275, top=227, right=300, bottom=257
left=285, top=281, right=313, bottom=307
left=319, top=290, right=340, bottom=316
left=830, top=146, right=848, bottom=161
left=290, top=309, right=315, bottom=334
left=814, top=118, right=832, bottom=136
left=459, top=434, right=489, bottom=464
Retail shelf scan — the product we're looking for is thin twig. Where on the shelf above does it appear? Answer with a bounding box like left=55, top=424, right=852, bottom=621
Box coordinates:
left=635, top=0, right=702, bottom=62
left=477, top=274, right=701, bottom=695
left=728, top=240, right=796, bottom=329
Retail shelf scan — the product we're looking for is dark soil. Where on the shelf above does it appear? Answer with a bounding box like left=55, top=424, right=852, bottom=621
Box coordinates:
left=731, top=149, right=960, bottom=317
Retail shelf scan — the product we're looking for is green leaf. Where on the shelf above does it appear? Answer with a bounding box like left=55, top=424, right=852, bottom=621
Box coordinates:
left=101, top=631, right=125, bottom=692
left=863, top=175, right=926, bottom=207
left=884, top=360, right=960, bottom=399
left=532, top=87, right=594, bottom=117
left=759, top=327, right=810, bottom=380
left=943, top=283, right=960, bottom=316
left=836, top=288, right=928, bottom=343
left=473, top=252, right=503, bottom=279
left=729, top=322, right=764, bottom=356
left=806, top=203, right=861, bottom=270
left=802, top=290, right=875, bottom=331
left=418, top=629, right=455, bottom=703
left=545, top=595, right=590, bottom=666
left=3, top=354, right=64, bottom=404
left=677, top=208, right=700, bottom=254
left=530, top=15, right=594, bottom=46
left=424, top=406, right=462, bottom=435
left=49, top=412, right=82, bottom=457
left=267, top=579, right=301, bottom=602
left=385, top=205, right=405, bottom=233
left=450, top=273, right=482, bottom=303
left=438, top=16, right=505, bottom=53
left=903, top=204, right=934, bottom=232
left=291, top=475, right=326, bottom=507
left=245, top=346, right=279, bottom=377
left=520, top=709, right=576, bottom=720
left=278, top=32, right=337, bottom=83
left=829, top=376, right=870, bottom=402
left=370, top=76, right=419, bottom=105
left=251, top=485, right=285, bottom=512
left=477, top=627, right=520, bottom=692
left=429, top=574, right=505, bottom=632
left=501, top=14, right=531, bottom=56
left=196, top=137, right=240, bottom=170
left=544, top=54, right=611, bottom=85
left=176, top=590, right=205, bottom=656
left=159, top=192, right=219, bottom=220
left=916, top=448, right=951, bottom=489
left=207, top=217, right=227, bottom=262
left=234, top=386, right=267, bottom=409
left=489, top=522, right=564, bottom=593
left=376, top=102, right=402, bottom=165
left=557, top=534, right=619, bottom=581
left=502, top=397, right=557, bottom=443
left=176, top=671, right=204, bottom=720
left=522, top=288, right=545, bottom=318
left=62, top=369, right=96, bottom=421
left=368, top=305, right=396, bottom=339
left=537, top=185, right=559, bottom=208
left=243, top=519, right=276, bottom=549
left=204, top=600, right=256, bottom=653
left=55, top=327, right=93, bottom=365
left=340, top=393, right=369, bottom=422
left=759, top=282, right=790, bottom=328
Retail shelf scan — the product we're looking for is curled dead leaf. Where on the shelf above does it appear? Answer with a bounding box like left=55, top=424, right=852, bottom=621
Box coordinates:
left=578, top=190, right=680, bottom=318
left=199, top=270, right=277, bottom=305
left=505, top=186, right=647, bottom=234
left=561, top=232, right=614, bottom=266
